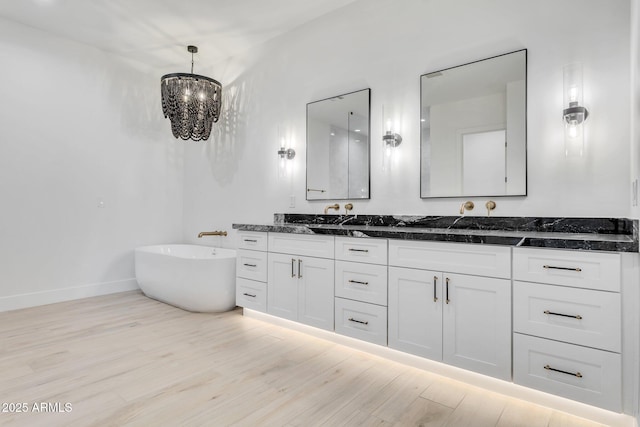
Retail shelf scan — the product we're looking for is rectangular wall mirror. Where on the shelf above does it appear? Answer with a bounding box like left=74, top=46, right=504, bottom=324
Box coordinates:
left=420, top=49, right=527, bottom=198
left=306, top=88, right=371, bottom=200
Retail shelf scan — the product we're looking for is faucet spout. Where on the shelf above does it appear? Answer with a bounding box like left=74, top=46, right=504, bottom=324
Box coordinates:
left=323, top=203, right=340, bottom=214
left=198, top=230, right=228, bottom=238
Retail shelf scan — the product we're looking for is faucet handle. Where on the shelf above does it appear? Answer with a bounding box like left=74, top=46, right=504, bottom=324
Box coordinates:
left=485, top=200, right=496, bottom=216
left=459, top=201, right=474, bottom=215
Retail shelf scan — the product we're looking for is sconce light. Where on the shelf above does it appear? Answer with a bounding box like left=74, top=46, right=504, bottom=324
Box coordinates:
left=277, top=147, right=296, bottom=160
left=382, top=123, right=402, bottom=148
left=277, top=126, right=295, bottom=178
left=382, top=107, right=402, bottom=172
left=563, top=63, right=589, bottom=156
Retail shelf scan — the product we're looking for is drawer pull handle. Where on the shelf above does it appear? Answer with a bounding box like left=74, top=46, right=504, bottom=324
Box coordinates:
left=291, top=258, right=296, bottom=278
left=243, top=263, right=257, bottom=268
left=445, top=277, right=450, bottom=304
left=544, top=365, right=583, bottom=378
left=543, top=265, right=582, bottom=272
left=348, top=280, right=369, bottom=286
left=433, top=276, right=438, bottom=302
left=243, top=293, right=256, bottom=298
left=348, top=248, right=369, bottom=253
left=544, top=310, right=583, bottom=320
left=298, top=259, right=302, bottom=279
left=244, top=239, right=258, bottom=243
left=348, top=318, right=369, bottom=325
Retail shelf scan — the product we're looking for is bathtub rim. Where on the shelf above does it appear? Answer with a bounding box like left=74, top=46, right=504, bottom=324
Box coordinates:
left=135, top=244, right=237, bottom=260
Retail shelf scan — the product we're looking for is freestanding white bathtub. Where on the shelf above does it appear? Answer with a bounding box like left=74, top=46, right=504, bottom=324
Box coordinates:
left=134, top=244, right=236, bottom=313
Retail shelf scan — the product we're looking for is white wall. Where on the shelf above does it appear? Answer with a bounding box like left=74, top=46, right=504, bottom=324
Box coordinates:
left=182, top=0, right=632, bottom=247
left=0, top=18, right=184, bottom=310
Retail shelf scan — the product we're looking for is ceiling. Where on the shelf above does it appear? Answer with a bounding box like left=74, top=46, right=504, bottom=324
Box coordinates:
left=0, top=0, right=357, bottom=71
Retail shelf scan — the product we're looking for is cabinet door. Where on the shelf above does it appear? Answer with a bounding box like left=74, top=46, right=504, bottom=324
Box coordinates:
left=298, top=256, right=335, bottom=331
left=443, top=273, right=511, bottom=381
left=267, top=252, right=299, bottom=321
left=388, top=267, right=442, bottom=360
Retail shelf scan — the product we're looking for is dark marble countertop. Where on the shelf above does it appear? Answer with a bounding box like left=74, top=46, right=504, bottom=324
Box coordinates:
left=232, top=214, right=639, bottom=252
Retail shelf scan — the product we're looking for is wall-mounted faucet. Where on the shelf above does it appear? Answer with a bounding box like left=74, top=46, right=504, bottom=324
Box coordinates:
left=324, top=203, right=340, bottom=214
left=459, top=201, right=474, bottom=215
left=344, top=203, right=353, bottom=215
left=485, top=201, right=496, bottom=216
left=197, top=230, right=228, bottom=238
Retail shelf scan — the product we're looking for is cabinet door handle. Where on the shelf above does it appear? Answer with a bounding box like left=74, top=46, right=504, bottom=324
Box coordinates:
left=544, top=364, right=583, bottom=378
left=445, top=277, right=450, bottom=304
left=433, top=276, right=438, bottom=302
left=348, top=248, right=369, bottom=253
left=298, top=259, right=302, bottom=279
left=243, top=293, right=256, bottom=298
left=243, top=263, right=257, bottom=268
left=348, top=318, right=369, bottom=325
left=544, top=310, right=583, bottom=320
left=291, top=258, right=296, bottom=278
left=348, top=280, right=369, bottom=286
left=543, top=265, right=582, bottom=272
left=244, top=239, right=258, bottom=243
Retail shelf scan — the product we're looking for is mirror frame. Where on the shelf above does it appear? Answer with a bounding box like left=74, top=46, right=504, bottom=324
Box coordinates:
left=419, top=49, right=527, bottom=199
left=305, top=88, right=372, bottom=201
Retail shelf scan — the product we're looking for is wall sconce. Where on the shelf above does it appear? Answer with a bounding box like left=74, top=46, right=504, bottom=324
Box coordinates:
left=277, top=147, right=295, bottom=178
left=382, top=106, right=402, bottom=172
left=563, top=63, right=589, bottom=157
left=278, top=146, right=296, bottom=161
left=383, top=124, right=402, bottom=148
left=277, top=126, right=295, bottom=179
left=382, top=130, right=402, bottom=148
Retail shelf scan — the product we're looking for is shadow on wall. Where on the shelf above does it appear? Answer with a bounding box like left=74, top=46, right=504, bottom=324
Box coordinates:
left=204, top=79, right=249, bottom=185
left=100, top=57, right=168, bottom=141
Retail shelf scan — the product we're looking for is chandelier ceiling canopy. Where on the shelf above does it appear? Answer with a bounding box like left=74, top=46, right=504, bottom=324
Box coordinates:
left=161, top=46, right=221, bottom=141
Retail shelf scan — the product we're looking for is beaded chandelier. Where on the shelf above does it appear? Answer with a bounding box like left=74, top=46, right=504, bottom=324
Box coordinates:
left=161, top=46, right=222, bottom=141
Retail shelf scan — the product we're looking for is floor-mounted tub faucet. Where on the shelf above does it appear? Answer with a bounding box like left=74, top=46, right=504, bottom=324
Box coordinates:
left=324, top=203, right=340, bottom=214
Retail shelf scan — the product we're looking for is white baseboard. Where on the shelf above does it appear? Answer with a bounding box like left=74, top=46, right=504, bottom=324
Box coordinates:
left=244, top=309, right=635, bottom=427
left=0, top=278, right=139, bottom=312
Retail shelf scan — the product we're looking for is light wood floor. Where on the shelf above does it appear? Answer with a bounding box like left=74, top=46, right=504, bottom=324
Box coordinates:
left=0, top=291, right=604, bottom=427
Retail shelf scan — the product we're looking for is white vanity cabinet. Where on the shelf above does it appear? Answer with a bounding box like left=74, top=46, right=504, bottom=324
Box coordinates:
left=267, top=233, right=335, bottom=331
left=334, top=237, right=388, bottom=345
left=512, top=247, right=622, bottom=412
left=388, top=240, right=512, bottom=381
left=236, top=231, right=269, bottom=312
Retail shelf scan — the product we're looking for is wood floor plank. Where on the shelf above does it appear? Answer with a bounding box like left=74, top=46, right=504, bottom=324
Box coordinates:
left=393, top=396, right=454, bottom=427
left=0, top=291, right=615, bottom=427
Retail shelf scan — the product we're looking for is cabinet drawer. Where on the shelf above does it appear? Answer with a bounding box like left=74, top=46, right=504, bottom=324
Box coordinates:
left=335, top=261, right=388, bottom=306
left=335, top=297, right=387, bottom=346
left=237, top=249, right=268, bottom=282
left=513, top=334, right=621, bottom=412
left=268, top=233, right=334, bottom=259
left=335, top=237, right=387, bottom=265
left=513, top=281, right=620, bottom=352
left=237, top=231, right=268, bottom=251
left=389, top=240, right=511, bottom=279
left=236, top=278, right=267, bottom=312
left=513, top=248, right=620, bottom=292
